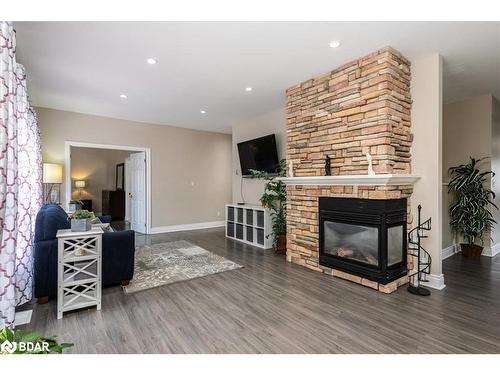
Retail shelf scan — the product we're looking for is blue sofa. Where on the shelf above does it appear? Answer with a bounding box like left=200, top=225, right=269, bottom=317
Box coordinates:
left=34, top=204, right=135, bottom=303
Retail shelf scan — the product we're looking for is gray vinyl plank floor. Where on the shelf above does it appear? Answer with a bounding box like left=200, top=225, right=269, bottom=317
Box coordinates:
left=23, top=228, right=500, bottom=353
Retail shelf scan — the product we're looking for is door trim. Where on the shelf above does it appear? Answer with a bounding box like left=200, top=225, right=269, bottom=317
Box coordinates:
left=64, top=141, right=152, bottom=234
left=124, top=157, right=131, bottom=222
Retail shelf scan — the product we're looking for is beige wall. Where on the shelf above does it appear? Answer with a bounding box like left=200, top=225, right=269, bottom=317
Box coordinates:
left=410, top=54, right=444, bottom=281
left=70, top=147, right=133, bottom=215
left=231, top=107, right=286, bottom=205
left=37, top=107, right=232, bottom=228
left=442, top=95, right=493, bottom=252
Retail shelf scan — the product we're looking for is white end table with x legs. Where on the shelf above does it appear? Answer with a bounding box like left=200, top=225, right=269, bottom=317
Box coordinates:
left=56, top=228, right=103, bottom=319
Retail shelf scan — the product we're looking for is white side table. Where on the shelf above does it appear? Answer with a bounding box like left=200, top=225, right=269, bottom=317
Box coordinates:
left=56, top=228, right=103, bottom=319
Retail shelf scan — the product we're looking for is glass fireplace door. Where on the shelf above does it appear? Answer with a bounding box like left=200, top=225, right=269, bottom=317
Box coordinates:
left=323, top=221, right=379, bottom=266
left=387, top=225, right=404, bottom=266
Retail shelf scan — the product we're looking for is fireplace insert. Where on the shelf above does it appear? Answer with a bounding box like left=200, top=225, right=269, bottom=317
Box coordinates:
left=319, top=197, right=407, bottom=284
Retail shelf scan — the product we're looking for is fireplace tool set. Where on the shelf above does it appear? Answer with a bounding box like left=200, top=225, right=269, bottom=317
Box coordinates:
left=407, top=205, right=432, bottom=296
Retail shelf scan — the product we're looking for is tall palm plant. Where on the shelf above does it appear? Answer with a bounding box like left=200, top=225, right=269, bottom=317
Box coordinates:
left=249, top=159, right=287, bottom=253
left=448, top=157, right=497, bottom=257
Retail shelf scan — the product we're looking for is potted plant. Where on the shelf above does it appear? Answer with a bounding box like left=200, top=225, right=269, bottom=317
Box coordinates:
left=250, top=159, right=287, bottom=254
left=70, top=209, right=95, bottom=232
left=448, top=157, right=497, bottom=257
left=68, top=199, right=83, bottom=212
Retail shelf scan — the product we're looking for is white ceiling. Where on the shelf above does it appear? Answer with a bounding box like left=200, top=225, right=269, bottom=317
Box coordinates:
left=14, top=22, right=500, bottom=134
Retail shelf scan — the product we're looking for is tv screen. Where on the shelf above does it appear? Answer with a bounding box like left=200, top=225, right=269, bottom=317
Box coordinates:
left=237, top=134, right=280, bottom=177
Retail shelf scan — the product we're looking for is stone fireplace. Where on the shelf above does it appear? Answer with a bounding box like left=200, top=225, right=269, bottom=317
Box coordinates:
left=284, top=47, right=415, bottom=293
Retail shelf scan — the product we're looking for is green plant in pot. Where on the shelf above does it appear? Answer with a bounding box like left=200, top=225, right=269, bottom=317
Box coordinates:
left=448, top=157, right=497, bottom=257
left=250, top=159, right=287, bottom=254
left=70, top=209, right=95, bottom=232
left=68, top=199, right=83, bottom=212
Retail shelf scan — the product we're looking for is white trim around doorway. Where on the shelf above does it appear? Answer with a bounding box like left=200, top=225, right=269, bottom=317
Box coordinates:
left=64, top=141, right=152, bottom=234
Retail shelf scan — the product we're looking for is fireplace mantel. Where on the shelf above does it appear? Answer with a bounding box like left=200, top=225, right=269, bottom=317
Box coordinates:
left=278, top=174, right=420, bottom=186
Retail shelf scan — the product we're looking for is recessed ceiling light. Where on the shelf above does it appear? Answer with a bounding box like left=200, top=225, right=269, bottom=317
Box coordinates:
left=146, top=58, right=158, bottom=65
left=119, top=94, right=127, bottom=99
left=200, top=110, right=207, bottom=114
left=245, top=87, right=253, bottom=92
left=329, top=40, right=341, bottom=49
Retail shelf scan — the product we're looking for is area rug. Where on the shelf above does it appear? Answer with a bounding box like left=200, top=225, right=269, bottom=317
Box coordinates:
left=123, top=240, right=243, bottom=294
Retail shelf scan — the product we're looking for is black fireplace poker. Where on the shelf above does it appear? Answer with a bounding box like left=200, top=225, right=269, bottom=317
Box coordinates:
left=407, top=205, right=432, bottom=296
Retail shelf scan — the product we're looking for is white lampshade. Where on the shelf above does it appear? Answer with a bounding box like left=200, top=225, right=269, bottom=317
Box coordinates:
left=75, top=180, right=86, bottom=188
left=43, top=163, right=63, bottom=184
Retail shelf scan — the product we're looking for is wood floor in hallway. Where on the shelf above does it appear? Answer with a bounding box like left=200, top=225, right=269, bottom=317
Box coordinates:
left=24, top=228, right=500, bottom=353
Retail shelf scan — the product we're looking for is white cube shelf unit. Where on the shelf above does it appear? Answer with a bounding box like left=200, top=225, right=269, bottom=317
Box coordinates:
left=225, top=203, right=273, bottom=249
left=56, top=228, right=103, bottom=319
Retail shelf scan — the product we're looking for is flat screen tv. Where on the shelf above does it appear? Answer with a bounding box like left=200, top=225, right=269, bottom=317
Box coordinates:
left=237, top=134, right=280, bottom=177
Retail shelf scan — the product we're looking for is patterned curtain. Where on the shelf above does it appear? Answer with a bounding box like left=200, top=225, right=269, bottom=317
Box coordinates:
left=0, top=22, right=42, bottom=327
left=14, top=66, right=43, bottom=307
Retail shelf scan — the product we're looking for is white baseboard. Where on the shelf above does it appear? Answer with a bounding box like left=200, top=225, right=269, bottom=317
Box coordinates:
left=150, top=221, right=225, bottom=234
left=442, top=244, right=459, bottom=260
left=423, top=273, right=446, bottom=290
left=483, top=242, right=500, bottom=257
left=443, top=243, right=500, bottom=258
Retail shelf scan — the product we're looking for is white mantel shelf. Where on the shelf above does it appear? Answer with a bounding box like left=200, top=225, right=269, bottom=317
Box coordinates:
left=278, top=174, right=421, bottom=186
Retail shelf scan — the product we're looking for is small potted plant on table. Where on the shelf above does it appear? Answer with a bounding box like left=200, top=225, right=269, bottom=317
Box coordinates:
left=68, top=199, right=83, bottom=212
left=70, top=209, right=95, bottom=232
left=250, top=159, right=287, bottom=254
left=448, top=157, right=497, bottom=257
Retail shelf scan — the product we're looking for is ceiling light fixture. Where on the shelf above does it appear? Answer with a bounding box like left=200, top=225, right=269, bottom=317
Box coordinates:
left=200, top=110, right=207, bottom=114
left=329, top=40, right=341, bottom=49
left=147, top=58, right=158, bottom=65
left=245, top=87, right=253, bottom=92
left=119, top=94, right=127, bottom=99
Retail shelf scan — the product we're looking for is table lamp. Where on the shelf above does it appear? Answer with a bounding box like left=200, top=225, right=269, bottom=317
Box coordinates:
left=75, top=180, right=86, bottom=199
left=43, top=163, right=63, bottom=204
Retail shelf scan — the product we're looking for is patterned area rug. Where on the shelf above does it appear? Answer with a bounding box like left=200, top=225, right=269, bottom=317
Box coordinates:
left=123, top=240, right=243, bottom=294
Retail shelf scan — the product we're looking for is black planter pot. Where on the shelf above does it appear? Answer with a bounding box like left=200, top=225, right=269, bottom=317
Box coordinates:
left=276, top=234, right=287, bottom=255
left=460, top=243, right=483, bottom=258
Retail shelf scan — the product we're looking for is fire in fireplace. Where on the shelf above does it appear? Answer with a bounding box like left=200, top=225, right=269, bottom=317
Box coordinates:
left=319, top=197, right=407, bottom=284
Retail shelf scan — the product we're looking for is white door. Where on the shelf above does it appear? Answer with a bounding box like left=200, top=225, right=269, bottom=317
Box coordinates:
left=129, top=152, right=147, bottom=233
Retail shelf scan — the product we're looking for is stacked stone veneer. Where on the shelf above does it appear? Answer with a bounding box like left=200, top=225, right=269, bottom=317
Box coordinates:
left=285, top=47, right=414, bottom=293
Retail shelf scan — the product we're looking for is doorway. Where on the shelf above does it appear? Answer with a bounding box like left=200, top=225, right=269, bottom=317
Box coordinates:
left=64, top=141, right=151, bottom=234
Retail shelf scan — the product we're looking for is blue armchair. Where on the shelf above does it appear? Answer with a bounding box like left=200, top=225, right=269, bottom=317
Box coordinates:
left=34, top=204, right=135, bottom=303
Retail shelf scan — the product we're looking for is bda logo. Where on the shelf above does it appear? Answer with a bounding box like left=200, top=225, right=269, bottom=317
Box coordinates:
left=1, top=339, right=17, bottom=354
left=1, top=339, right=49, bottom=354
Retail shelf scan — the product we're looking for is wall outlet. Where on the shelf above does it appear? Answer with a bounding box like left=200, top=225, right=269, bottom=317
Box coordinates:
left=217, top=211, right=221, bottom=217
left=190, top=181, right=195, bottom=186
